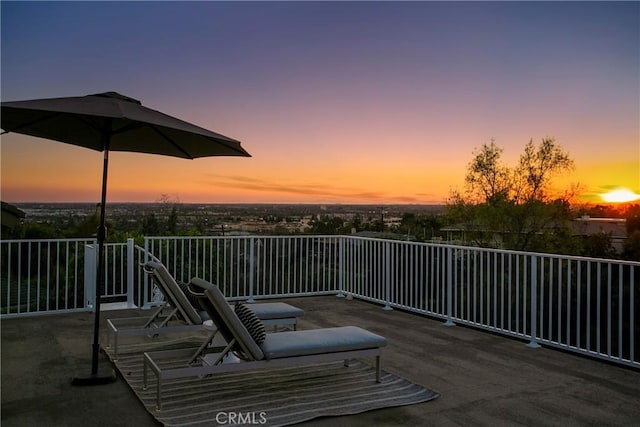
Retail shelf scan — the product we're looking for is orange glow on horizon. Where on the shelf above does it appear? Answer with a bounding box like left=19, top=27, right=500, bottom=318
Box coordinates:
left=1, top=133, right=637, bottom=206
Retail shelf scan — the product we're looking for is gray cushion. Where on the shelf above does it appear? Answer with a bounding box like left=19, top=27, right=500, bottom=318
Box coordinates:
left=145, top=261, right=202, bottom=325
left=235, top=303, right=267, bottom=345
left=260, top=326, right=387, bottom=360
left=244, top=302, right=304, bottom=320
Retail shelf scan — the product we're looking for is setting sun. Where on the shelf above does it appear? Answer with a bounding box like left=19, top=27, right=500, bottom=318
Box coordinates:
left=601, top=188, right=640, bottom=203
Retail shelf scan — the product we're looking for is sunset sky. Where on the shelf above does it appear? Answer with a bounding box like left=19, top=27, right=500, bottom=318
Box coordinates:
left=1, top=1, right=638, bottom=205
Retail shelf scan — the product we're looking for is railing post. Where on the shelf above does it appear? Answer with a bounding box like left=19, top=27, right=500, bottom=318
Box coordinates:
left=444, top=246, right=455, bottom=326
left=83, top=242, right=97, bottom=311
left=383, top=241, right=393, bottom=311
left=142, top=238, right=150, bottom=309
left=126, top=238, right=135, bottom=308
left=336, top=236, right=345, bottom=297
left=527, top=255, right=541, bottom=348
left=248, top=237, right=255, bottom=303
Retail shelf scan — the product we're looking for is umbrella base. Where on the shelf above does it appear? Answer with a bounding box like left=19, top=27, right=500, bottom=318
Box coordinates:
left=71, top=370, right=117, bottom=386
left=71, top=345, right=117, bottom=386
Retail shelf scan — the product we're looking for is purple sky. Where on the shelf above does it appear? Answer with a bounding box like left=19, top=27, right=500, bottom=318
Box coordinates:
left=1, top=2, right=638, bottom=204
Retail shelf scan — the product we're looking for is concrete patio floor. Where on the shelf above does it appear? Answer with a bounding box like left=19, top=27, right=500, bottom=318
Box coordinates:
left=2, top=296, right=639, bottom=426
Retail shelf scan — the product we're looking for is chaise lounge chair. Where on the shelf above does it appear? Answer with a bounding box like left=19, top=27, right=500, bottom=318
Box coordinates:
left=142, top=277, right=387, bottom=410
left=105, top=261, right=304, bottom=360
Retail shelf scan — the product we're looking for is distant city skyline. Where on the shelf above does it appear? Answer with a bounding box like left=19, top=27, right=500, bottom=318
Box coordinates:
left=1, top=1, right=638, bottom=204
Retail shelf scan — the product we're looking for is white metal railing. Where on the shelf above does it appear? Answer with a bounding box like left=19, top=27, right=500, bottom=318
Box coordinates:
left=143, top=235, right=341, bottom=301
left=0, top=238, right=145, bottom=315
left=1, top=235, right=638, bottom=369
left=339, top=238, right=639, bottom=369
left=0, top=238, right=96, bottom=316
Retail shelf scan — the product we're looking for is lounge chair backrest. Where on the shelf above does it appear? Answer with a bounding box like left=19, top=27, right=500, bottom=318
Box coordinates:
left=144, top=261, right=203, bottom=325
left=189, top=278, right=265, bottom=361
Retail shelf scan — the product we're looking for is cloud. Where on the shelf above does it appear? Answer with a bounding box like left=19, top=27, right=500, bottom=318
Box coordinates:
left=202, top=174, right=431, bottom=203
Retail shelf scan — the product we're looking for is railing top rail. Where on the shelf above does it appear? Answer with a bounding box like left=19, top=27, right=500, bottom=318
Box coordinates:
left=134, top=245, right=161, bottom=263
left=0, top=238, right=97, bottom=244
left=143, top=235, right=341, bottom=240
left=3, top=235, right=637, bottom=266
left=344, top=235, right=640, bottom=266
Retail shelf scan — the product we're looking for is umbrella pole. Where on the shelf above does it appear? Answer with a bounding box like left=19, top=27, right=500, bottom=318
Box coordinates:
left=72, top=136, right=116, bottom=386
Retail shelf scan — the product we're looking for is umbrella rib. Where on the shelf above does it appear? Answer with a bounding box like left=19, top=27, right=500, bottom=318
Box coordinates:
left=2, top=112, right=61, bottom=134
left=109, top=122, right=195, bottom=158
left=150, top=126, right=197, bottom=159
left=154, top=125, right=249, bottom=157
left=208, top=137, right=250, bottom=156
left=111, top=121, right=144, bottom=135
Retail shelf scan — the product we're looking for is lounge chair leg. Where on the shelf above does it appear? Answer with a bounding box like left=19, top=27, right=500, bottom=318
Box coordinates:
left=156, top=307, right=179, bottom=328
left=142, top=303, right=166, bottom=328
left=187, top=329, right=219, bottom=365
left=375, top=355, right=381, bottom=383
left=156, top=378, right=162, bottom=411
left=113, top=335, right=119, bottom=362
left=142, top=360, right=148, bottom=391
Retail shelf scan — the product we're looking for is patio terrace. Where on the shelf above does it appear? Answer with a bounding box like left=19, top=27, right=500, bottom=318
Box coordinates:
left=2, top=295, right=639, bottom=426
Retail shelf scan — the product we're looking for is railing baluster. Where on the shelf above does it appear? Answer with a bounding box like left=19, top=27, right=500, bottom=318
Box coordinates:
left=630, top=267, right=635, bottom=363
left=539, top=256, right=545, bottom=340
left=248, top=237, right=255, bottom=303
left=597, top=263, right=601, bottom=354
left=547, top=258, right=560, bottom=341
left=500, top=253, right=505, bottom=330
left=46, top=242, right=50, bottom=311
left=127, top=239, right=134, bottom=308
left=65, top=242, right=69, bottom=310
left=607, top=263, right=612, bottom=357
left=528, top=256, right=540, bottom=348
left=618, top=264, right=623, bottom=360
left=383, top=241, right=392, bottom=311
left=577, top=260, right=581, bottom=350
left=567, top=259, right=571, bottom=348
left=444, top=246, right=454, bottom=326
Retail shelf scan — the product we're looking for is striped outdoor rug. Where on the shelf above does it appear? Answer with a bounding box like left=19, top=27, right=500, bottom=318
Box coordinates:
left=108, top=345, right=439, bottom=427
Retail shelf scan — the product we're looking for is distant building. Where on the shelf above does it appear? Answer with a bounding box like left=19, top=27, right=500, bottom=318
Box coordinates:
left=1, top=201, right=26, bottom=233
left=442, top=216, right=629, bottom=253
left=572, top=216, right=627, bottom=252
left=351, top=230, right=416, bottom=241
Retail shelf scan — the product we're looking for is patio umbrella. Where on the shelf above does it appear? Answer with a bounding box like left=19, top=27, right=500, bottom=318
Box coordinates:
left=1, top=91, right=250, bottom=385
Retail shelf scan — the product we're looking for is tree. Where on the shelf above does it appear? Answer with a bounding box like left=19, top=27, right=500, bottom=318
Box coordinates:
left=19, top=223, right=59, bottom=239
left=309, top=215, right=346, bottom=234
left=514, top=138, right=574, bottom=203
left=70, top=203, right=101, bottom=237
left=622, top=230, right=640, bottom=261
left=166, top=206, right=178, bottom=235
left=158, top=193, right=180, bottom=235
left=398, top=212, right=443, bottom=241
left=581, top=232, right=617, bottom=259
left=625, top=204, right=640, bottom=235
left=446, top=138, right=575, bottom=252
left=464, top=140, right=510, bottom=204
left=141, top=213, right=160, bottom=236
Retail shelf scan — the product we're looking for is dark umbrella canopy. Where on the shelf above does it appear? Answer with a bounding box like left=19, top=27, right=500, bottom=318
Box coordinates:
left=1, top=91, right=250, bottom=384
left=1, top=91, right=250, bottom=158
